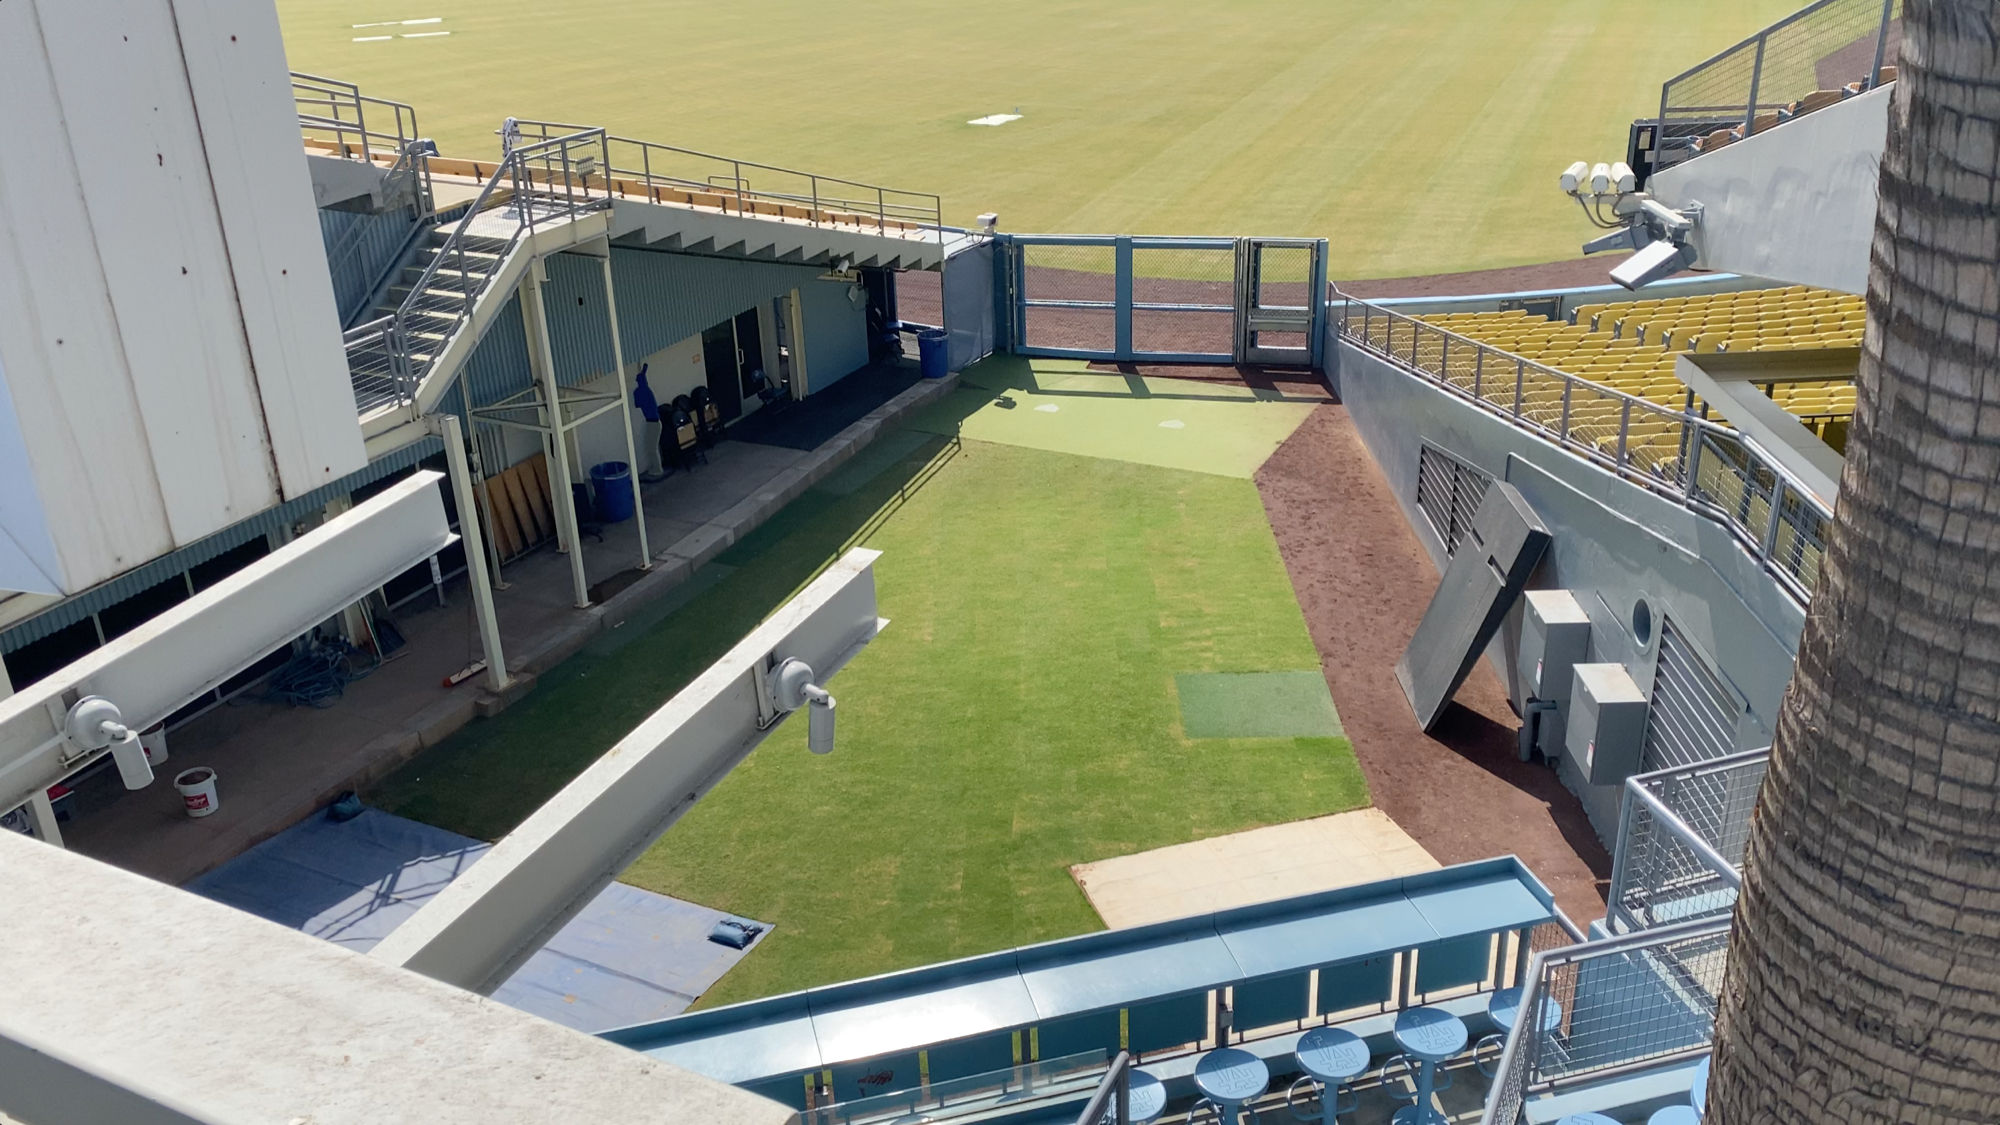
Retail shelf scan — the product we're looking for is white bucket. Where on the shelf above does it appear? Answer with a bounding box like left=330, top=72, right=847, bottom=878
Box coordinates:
left=174, top=767, right=218, bottom=819
left=140, top=724, right=169, bottom=768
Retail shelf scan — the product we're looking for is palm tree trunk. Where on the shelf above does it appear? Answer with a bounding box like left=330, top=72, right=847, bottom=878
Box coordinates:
left=1708, top=3, right=2000, bottom=1120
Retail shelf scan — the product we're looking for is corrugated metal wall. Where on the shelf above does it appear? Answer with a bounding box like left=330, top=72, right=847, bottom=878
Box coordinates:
left=0, top=437, right=442, bottom=653
left=448, top=247, right=871, bottom=470
left=319, top=207, right=421, bottom=325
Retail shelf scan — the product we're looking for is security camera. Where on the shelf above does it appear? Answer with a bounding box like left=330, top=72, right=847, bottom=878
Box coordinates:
left=1610, top=238, right=1698, bottom=290
left=1559, top=160, right=1588, bottom=195
left=1589, top=162, right=1612, bottom=195
left=1610, top=162, right=1636, bottom=194
left=977, top=212, right=999, bottom=235
left=772, top=658, right=837, bottom=754
left=64, top=696, right=153, bottom=790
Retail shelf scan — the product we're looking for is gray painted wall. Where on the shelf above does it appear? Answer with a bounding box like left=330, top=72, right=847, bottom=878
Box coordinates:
left=1333, top=340, right=1806, bottom=837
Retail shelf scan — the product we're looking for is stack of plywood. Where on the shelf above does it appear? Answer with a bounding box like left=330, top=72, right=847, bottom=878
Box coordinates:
left=478, top=452, right=556, bottom=562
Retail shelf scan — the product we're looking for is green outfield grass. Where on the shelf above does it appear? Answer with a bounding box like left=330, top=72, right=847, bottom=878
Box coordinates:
left=277, top=0, right=1794, bottom=279
left=372, top=366, right=1367, bottom=1005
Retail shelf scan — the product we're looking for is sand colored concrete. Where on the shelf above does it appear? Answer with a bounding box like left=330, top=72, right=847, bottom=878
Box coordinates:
left=1070, top=808, right=1438, bottom=928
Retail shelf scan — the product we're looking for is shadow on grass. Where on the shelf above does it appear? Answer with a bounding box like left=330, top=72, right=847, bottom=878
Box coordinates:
left=369, top=422, right=973, bottom=842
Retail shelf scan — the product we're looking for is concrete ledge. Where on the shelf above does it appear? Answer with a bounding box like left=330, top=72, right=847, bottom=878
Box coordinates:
left=413, top=694, right=481, bottom=749
left=662, top=523, right=735, bottom=570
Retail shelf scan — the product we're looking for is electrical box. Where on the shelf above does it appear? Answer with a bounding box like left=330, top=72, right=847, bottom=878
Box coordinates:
left=1566, top=663, right=1649, bottom=785
left=1521, top=590, right=1592, bottom=703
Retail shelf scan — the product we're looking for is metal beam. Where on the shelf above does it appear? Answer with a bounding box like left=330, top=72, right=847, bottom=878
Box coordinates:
left=523, top=262, right=591, bottom=608
left=602, top=254, right=650, bottom=569
left=0, top=474, right=453, bottom=815
left=371, top=548, right=886, bottom=993
left=439, top=415, right=509, bottom=692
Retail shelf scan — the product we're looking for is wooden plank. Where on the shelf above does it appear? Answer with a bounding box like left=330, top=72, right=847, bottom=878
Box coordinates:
left=479, top=480, right=522, bottom=559
left=524, top=455, right=554, bottom=534
left=499, top=468, right=541, bottom=545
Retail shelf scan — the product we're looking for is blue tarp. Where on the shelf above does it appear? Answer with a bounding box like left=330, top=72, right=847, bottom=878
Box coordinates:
left=186, top=808, right=770, bottom=1032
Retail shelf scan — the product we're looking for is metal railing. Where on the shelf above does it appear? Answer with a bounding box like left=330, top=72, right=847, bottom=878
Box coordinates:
left=346, top=128, right=613, bottom=417
left=1336, top=297, right=1834, bottom=603
left=1607, top=750, right=1768, bottom=934
left=506, top=119, right=944, bottom=242
left=292, top=71, right=421, bottom=164
left=1654, top=0, right=1900, bottom=170
left=1478, top=917, right=1731, bottom=1125
left=1075, top=1051, right=1135, bottom=1125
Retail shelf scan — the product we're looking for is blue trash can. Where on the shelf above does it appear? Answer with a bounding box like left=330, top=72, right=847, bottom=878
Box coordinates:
left=917, top=328, right=949, bottom=380
left=589, top=461, right=635, bottom=523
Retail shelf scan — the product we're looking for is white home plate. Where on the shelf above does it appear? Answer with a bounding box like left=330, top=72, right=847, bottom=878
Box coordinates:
left=968, top=114, right=1024, bottom=127
left=1035, top=403, right=1060, bottom=413
left=1159, top=419, right=1185, bottom=429
left=1070, top=809, right=1440, bottom=928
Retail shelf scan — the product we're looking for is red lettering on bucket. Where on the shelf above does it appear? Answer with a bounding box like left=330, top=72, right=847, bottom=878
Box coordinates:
left=186, top=794, right=210, bottom=810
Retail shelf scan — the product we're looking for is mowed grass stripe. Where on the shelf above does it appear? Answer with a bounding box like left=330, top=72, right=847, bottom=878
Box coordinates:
left=280, top=0, right=1803, bottom=278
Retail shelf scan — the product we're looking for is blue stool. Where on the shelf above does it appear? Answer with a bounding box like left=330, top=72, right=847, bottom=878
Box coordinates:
left=1287, top=1026, right=1369, bottom=1123
left=1475, top=986, right=1563, bottom=1076
left=1690, top=1056, right=1711, bottom=1116
left=1384, top=1007, right=1467, bottom=1125
left=1650, top=1107, right=1702, bottom=1125
left=1194, top=1047, right=1270, bottom=1125
left=1108, top=1070, right=1166, bottom=1125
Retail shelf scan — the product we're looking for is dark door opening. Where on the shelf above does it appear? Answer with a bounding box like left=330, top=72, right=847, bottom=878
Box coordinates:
left=702, top=321, right=743, bottom=421
left=734, top=309, right=765, bottom=399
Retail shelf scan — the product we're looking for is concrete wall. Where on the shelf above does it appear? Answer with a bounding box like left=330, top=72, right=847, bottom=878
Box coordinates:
left=0, top=0, right=364, bottom=598
left=1649, top=85, right=1891, bottom=296
left=1334, top=341, right=1806, bottom=837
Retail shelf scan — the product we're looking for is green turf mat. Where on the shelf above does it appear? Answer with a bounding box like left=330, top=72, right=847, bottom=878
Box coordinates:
left=1175, top=671, right=1343, bottom=739
left=911, top=356, right=1318, bottom=479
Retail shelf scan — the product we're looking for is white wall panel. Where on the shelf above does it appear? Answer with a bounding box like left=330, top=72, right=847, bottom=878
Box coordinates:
left=0, top=0, right=176, bottom=590
left=35, top=0, right=281, bottom=543
left=1650, top=86, right=1890, bottom=296
left=171, top=0, right=364, bottom=498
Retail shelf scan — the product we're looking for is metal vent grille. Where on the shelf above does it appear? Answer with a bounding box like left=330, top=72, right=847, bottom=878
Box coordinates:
left=1416, top=444, right=1493, bottom=556
left=1641, top=620, right=1740, bottom=771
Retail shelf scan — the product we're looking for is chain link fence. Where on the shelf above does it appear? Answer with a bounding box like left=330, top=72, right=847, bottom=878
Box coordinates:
left=1131, top=244, right=1235, bottom=357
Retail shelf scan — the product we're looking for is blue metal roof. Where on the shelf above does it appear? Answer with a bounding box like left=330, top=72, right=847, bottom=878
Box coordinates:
left=601, top=857, right=1557, bottom=1086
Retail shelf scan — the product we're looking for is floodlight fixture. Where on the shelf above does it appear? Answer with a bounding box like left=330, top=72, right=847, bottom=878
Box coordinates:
left=1610, top=238, right=1698, bottom=290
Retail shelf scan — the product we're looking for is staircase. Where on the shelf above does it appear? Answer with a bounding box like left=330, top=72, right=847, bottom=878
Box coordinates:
left=342, top=128, right=614, bottom=435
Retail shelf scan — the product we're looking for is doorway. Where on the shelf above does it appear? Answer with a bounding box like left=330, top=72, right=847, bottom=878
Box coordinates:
left=734, top=309, right=765, bottom=399
left=701, top=322, right=742, bottom=421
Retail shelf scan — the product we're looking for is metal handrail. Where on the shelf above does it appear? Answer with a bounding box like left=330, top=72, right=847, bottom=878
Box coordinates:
left=1605, top=750, right=1770, bottom=934
left=1652, top=0, right=1899, bottom=168
left=348, top=128, right=611, bottom=417
left=1335, top=295, right=1835, bottom=603
left=1477, top=917, right=1733, bottom=1125
left=1075, top=1051, right=1134, bottom=1125
left=504, top=118, right=945, bottom=242
left=292, top=71, right=421, bottom=165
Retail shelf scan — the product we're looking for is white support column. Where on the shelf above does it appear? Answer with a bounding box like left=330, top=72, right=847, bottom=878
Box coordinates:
left=440, top=415, right=509, bottom=692
left=599, top=255, right=649, bottom=569
left=524, top=261, right=590, bottom=609
left=520, top=289, right=570, bottom=556
left=24, top=789, right=61, bottom=847
left=465, top=420, right=509, bottom=590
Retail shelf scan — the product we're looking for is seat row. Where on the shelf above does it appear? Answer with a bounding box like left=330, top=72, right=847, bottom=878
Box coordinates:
left=1690, top=66, right=1897, bottom=155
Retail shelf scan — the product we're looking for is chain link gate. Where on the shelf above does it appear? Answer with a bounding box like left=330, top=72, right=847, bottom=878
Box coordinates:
left=1005, top=235, right=1326, bottom=368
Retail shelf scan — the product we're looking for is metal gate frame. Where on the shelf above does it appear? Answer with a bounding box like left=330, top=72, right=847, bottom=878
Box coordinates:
left=1005, top=234, right=1328, bottom=368
left=1236, top=237, right=1328, bottom=367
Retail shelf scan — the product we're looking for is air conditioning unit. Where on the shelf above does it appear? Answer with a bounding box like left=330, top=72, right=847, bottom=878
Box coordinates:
left=1521, top=590, right=1591, bottom=703
left=1565, top=663, right=1648, bottom=785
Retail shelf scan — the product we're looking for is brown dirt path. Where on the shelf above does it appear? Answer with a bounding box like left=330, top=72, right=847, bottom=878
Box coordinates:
left=1255, top=404, right=1610, bottom=925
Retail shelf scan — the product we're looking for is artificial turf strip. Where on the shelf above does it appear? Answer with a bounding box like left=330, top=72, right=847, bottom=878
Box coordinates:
left=372, top=434, right=1367, bottom=1007
left=1176, top=671, right=1344, bottom=740
left=273, top=0, right=1799, bottom=279
left=908, top=357, right=1320, bottom=479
